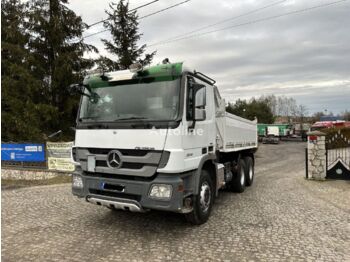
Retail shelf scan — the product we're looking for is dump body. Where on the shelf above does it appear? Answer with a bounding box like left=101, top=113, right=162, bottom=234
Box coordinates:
left=216, top=112, right=258, bottom=152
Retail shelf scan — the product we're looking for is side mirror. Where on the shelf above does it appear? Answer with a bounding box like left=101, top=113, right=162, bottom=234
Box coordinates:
left=69, top=83, right=85, bottom=95
left=195, top=86, right=206, bottom=108
left=193, top=84, right=206, bottom=122
left=89, top=92, right=100, bottom=104
left=68, top=83, right=100, bottom=104
left=188, top=83, right=206, bottom=129
left=195, top=108, right=206, bottom=121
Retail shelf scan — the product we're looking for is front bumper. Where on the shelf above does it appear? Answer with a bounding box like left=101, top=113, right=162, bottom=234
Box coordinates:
left=72, top=169, right=193, bottom=213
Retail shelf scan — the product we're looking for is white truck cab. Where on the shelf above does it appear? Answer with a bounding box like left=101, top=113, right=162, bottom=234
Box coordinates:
left=71, top=62, right=257, bottom=224
left=262, top=126, right=280, bottom=144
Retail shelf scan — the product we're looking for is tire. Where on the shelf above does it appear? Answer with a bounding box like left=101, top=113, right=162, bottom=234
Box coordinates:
left=229, top=159, right=246, bottom=193
left=185, top=169, right=214, bottom=225
left=244, top=156, right=254, bottom=186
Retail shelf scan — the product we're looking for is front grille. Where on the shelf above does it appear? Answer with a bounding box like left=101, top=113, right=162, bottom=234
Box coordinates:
left=96, top=160, right=108, bottom=167
left=121, top=162, right=146, bottom=169
left=87, top=148, right=109, bottom=154
left=77, top=147, right=162, bottom=177
left=95, top=160, right=146, bottom=169
left=89, top=189, right=141, bottom=201
left=88, top=148, right=152, bottom=157
left=119, top=149, right=150, bottom=156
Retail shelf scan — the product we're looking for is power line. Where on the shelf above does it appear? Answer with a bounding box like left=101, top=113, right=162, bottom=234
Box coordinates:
left=139, top=0, right=190, bottom=19
left=82, top=0, right=191, bottom=40
left=82, top=29, right=109, bottom=40
left=150, top=0, right=287, bottom=45
left=129, top=0, right=159, bottom=12
left=148, top=0, right=348, bottom=47
left=87, top=0, right=160, bottom=28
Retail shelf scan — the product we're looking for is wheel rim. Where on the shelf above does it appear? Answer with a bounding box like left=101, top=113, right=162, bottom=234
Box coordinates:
left=249, top=165, right=253, bottom=180
left=199, top=181, right=211, bottom=213
left=240, top=167, right=245, bottom=186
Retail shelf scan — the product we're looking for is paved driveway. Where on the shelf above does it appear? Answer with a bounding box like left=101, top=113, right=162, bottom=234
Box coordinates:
left=2, top=142, right=350, bottom=261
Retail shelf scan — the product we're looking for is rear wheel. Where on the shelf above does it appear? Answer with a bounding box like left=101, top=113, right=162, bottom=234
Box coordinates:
left=185, top=169, right=214, bottom=225
left=244, top=156, right=254, bottom=186
left=228, top=159, right=246, bottom=193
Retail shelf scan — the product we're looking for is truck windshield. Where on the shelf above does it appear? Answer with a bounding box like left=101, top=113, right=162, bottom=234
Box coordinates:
left=79, top=79, right=181, bottom=122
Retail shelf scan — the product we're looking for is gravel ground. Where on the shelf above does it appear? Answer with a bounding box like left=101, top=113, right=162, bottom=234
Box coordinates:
left=1, top=175, right=71, bottom=190
left=2, top=142, right=350, bottom=262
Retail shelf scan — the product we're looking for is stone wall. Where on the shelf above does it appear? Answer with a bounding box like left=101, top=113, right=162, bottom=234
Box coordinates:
left=1, top=168, right=71, bottom=180
left=307, top=131, right=327, bottom=180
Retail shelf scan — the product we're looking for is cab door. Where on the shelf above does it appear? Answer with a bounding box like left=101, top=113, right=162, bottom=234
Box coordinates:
left=182, top=75, right=216, bottom=171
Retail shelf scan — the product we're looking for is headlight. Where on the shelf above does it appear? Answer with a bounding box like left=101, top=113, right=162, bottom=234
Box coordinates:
left=149, top=184, right=172, bottom=200
left=72, top=174, right=83, bottom=189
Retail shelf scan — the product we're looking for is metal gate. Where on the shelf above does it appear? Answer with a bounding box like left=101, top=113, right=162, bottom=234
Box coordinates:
left=326, top=129, right=350, bottom=180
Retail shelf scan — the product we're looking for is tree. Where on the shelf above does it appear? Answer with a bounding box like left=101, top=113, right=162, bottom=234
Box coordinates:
left=1, top=0, right=44, bottom=141
left=311, top=111, right=325, bottom=123
left=259, top=95, right=277, bottom=116
left=99, top=0, right=156, bottom=71
left=341, top=110, right=350, bottom=121
left=27, top=0, right=97, bottom=140
left=295, top=104, right=308, bottom=131
left=226, top=98, right=274, bottom=124
left=226, top=99, right=248, bottom=118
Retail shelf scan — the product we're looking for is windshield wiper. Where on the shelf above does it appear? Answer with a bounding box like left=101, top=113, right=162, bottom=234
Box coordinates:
left=114, top=116, right=148, bottom=121
left=87, top=124, right=109, bottom=129
left=78, top=116, right=100, bottom=121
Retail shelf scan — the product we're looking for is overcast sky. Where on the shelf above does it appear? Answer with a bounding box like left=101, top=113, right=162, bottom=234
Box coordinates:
left=68, top=0, right=350, bottom=115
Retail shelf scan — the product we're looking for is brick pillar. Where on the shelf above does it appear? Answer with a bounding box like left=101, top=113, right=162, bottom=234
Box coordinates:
left=307, top=131, right=327, bottom=180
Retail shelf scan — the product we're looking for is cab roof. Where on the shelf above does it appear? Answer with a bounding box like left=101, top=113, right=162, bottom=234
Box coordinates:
left=84, top=62, right=184, bottom=89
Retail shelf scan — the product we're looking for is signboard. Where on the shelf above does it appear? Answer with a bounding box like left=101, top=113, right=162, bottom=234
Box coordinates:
left=1, top=143, right=45, bottom=162
left=47, top=142, right=75, bottom=172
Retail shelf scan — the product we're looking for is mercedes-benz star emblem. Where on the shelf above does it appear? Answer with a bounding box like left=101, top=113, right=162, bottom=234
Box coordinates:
left=107, top=150, right=123, bottom=169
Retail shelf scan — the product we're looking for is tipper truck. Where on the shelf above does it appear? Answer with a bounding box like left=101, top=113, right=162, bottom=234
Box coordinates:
left=70, top=61, right=258, bottom=224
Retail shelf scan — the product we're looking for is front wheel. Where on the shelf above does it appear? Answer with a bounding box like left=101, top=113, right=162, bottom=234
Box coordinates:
left=185, top=169, right=214, bottom=225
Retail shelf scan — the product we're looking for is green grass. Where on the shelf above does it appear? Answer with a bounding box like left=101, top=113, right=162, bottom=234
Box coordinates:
left=1, top=175, right=71, bottom=190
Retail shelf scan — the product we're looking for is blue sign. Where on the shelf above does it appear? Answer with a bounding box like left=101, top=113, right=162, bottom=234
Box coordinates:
left=1, top=143, right=46, bottom=162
